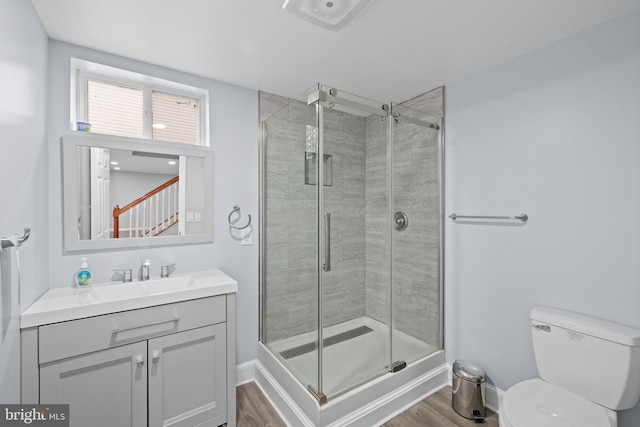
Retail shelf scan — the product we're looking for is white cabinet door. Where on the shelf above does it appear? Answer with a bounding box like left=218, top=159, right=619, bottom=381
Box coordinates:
left=40, top=341, right=147, bottom=427
left=148, top=324, right=227, bottom=427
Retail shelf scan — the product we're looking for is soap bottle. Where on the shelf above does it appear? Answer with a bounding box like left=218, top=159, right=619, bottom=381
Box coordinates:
left=75, top=258, right=92, bottom=287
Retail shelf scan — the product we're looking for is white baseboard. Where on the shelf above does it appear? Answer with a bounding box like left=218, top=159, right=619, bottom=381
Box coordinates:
left=240, top=359, right=504, bottom=420
left=236, top=359, right=257, bottom=386
left=326, top=364, right=448, bottom=427
left=445, top=363, right=504, bottom=414
left=254, top=343, right=449, bottom=427
left=255, top=357, right=316, bottom=426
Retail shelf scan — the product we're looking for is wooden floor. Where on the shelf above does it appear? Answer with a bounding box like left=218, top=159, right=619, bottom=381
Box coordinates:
left=236, top=381, right=286, bottom=427
left=237, top=382, right=500, bottom=427
left=381, top=387, right=500, bottom=427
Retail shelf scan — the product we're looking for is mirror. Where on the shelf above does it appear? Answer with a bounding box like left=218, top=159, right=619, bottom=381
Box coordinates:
left=62, top=133, right=213, bottom=251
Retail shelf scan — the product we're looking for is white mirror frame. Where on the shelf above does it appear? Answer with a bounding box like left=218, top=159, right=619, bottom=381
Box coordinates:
left=62, top=132, right=213, bottom=251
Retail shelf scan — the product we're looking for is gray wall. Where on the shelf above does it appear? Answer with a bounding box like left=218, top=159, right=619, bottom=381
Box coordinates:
left=0, top=0, right=49, bottom=402
left=322, top=109, right=368, bottom=328
left=363, top=112, right=390, bottom=326
left=445, top=9, right=640, bottom=425
left=262, top=96, right=320, bottom=341
left=46, top=41, right=259, bottom=366
left=184, top=155, right=207, bottom=235
left=391, top=102, right=441, bottom=345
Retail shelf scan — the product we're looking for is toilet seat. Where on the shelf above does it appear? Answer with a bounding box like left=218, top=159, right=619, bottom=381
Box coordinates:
left=500, top=379, right=613, bottom=427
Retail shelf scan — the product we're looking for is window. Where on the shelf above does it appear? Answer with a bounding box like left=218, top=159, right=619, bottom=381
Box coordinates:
left=73, top=59, right=208, bottom=146
left=151, top=91, right=198, bottom=144
left=87, top=79, right=144, bottom=139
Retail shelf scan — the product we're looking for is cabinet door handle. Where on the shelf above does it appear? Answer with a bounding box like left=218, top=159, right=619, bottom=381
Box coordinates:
left=136, top=355, right=144, bottom=367
left=112, top=317, right=179, bottom=334
left=152, top=350, right=160, bottom=363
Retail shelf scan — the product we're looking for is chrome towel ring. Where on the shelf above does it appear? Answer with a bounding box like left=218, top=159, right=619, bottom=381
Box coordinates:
left=228, top=205, right=251, bottom=230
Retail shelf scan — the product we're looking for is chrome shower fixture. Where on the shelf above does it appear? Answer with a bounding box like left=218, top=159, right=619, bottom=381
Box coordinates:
left=283, top=0, right=374, bottom=31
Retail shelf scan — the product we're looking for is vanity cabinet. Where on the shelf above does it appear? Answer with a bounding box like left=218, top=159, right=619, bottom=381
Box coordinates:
left=148, top=324, right=227, bottom=426
left=40, top=341, right=148, bottom=427
left=21, top=293, right=236, bottom=427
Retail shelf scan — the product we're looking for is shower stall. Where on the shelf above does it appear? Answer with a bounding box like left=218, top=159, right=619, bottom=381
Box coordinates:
left=258, top=84, right=444, bottom=424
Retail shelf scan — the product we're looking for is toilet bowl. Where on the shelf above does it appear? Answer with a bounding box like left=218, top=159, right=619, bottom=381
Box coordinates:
left=499, top=379, right=615, bottom=427
left=499, top=306, right=640, bottom=427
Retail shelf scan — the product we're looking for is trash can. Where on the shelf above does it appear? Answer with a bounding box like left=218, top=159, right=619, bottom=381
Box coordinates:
left=452, top=360, right=486, bottom=422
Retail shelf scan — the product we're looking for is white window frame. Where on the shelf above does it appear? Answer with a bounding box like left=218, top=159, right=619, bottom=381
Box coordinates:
left=71, top=58, right=209, bottom=146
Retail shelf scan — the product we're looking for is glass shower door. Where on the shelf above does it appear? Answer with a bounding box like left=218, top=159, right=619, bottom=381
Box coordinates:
left=317, top=87, right=392, bottom=398
left=390, top=103, right=442, bottom=366
left=262, top=85, right=321, bottom=396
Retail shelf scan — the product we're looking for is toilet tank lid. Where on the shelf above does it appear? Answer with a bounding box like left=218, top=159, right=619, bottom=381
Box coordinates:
left=531, top=306, right=640, bottom=346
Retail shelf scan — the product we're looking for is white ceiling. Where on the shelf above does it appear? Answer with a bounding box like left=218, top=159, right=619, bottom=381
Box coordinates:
left=31, top=0, right=640, bottom=103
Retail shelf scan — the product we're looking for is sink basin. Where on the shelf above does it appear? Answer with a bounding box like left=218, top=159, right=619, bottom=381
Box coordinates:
left=94, top=274, right=195, bottom=299
left=21, top=269, right=238, bottom=328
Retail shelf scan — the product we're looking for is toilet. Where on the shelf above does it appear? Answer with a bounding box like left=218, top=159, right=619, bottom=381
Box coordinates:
left=500, top=306, right=640, bottom=427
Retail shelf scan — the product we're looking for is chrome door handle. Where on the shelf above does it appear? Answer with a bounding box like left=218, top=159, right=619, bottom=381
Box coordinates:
left=323, top=213, right=331, bottom=272
left=136, top=355, right=144, bottom=367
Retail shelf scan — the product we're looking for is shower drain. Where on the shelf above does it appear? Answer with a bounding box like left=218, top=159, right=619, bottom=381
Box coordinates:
left=280, top=326, right=374, bottom=359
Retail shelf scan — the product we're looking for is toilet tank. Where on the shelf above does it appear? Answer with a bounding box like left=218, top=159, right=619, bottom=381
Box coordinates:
left=530, top=306, right=640, bottom=410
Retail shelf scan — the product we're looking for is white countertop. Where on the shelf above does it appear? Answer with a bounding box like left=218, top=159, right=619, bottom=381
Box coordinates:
left=21, top=269, right=238, bottom=328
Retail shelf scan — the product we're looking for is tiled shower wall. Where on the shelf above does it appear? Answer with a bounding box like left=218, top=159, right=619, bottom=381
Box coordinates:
left=260, top=88, right=443, bottom=345
left=363, top=91, right=442, bottom=346
left=262, top=95, right=318, bottom=342
left=261, top=94, right=369, bottom=341
left=394, top=89, right=443, bottom=346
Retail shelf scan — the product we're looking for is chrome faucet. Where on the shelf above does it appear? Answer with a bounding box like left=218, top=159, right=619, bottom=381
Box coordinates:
left=161, top=263, right=176, bottom=278
left=113, top=269, right=133, bottom=283
left=140, top=259, right=151, bottom=281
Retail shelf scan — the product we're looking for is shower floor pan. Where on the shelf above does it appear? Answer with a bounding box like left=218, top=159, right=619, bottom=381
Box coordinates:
left=257, top=316, right=446, bottom=426
left=267, top=316, right=439, bottom=401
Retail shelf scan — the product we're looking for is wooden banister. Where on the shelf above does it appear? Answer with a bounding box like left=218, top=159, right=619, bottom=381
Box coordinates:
left=114, top=176, right=179, bottom=216
left=113, top=176, right=179, bottom=238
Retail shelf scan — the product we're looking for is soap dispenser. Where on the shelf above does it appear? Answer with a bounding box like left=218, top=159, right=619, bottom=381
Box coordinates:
left=75, top=257, right=92, bottom=287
